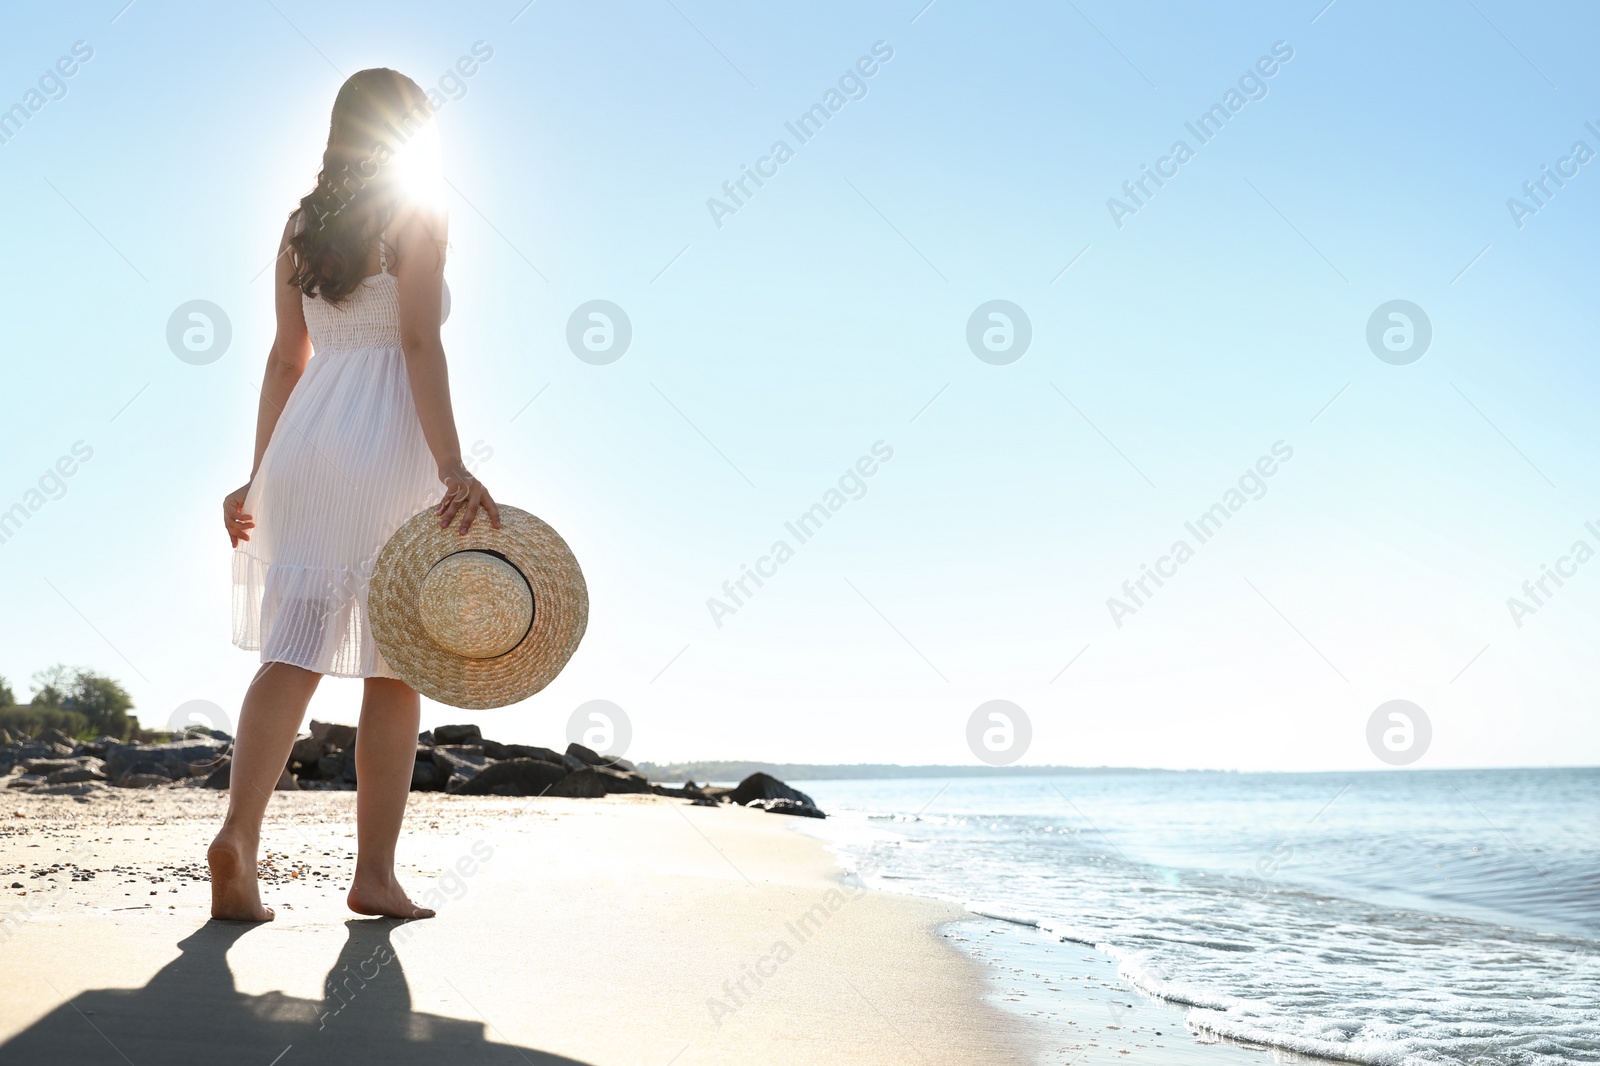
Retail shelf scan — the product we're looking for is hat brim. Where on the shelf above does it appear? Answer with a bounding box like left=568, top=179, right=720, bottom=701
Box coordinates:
left=369, top=505, right=587, bottom=709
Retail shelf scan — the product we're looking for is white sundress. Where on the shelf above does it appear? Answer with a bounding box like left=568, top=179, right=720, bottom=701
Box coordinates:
left=232, top=223, right=445, bottom=678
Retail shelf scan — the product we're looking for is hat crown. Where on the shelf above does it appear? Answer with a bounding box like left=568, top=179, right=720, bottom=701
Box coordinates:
left=416, top=551, right=533, bottom=660
left=369, top=505, right=587, bottom=709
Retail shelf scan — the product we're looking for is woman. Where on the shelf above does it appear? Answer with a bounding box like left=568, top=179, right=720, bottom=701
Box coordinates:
left=211, top=68, right=498, bottom=922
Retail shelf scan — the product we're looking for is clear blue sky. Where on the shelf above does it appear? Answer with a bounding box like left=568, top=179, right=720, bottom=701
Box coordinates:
left=2, top=0, right=1598, bottom=771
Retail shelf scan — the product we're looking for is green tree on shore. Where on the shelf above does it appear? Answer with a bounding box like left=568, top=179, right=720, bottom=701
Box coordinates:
left=0, top=675, right=14, bottom=708
left=31, top=665, right=71, bottom=708
left=68, top=672, right=135, bottom=737
left=14, top=665, right=137, bottom=738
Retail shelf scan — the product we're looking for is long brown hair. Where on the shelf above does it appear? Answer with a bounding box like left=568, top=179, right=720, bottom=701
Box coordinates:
left=288, top=68, right=432, bottom=303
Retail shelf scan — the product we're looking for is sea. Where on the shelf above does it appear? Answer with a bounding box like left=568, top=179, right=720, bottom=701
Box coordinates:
left=790, top=768, right=1599, bottom=1066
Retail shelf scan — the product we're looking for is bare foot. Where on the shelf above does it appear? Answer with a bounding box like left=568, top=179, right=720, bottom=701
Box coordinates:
left=208, top=834, right=274, bottom=922
left=347, top=873, right=435, bottom=920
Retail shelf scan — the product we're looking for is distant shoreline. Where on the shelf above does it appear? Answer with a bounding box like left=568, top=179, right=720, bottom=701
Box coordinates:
left=640, top=762, right=1201, bottom=782
left=639, top=762, right=1596, bottom=782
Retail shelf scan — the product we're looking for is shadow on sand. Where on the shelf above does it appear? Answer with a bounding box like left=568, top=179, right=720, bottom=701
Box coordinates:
left=1, top=918, right=591, bottom=1064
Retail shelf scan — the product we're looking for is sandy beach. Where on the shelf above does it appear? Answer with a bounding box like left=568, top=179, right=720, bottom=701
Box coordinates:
left=0, top=788, right=1039, bottom=1065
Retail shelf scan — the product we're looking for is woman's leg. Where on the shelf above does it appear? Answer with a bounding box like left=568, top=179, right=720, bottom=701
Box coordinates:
left=209, top=661, right=322, bottom=921
left=347, top=676, right=435, bottom=919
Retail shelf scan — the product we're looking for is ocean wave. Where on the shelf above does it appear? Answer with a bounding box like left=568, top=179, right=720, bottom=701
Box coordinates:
left=1184, top=1004, right=1600, bottom=1066
left=798, top=769, right=1600, bottom=1066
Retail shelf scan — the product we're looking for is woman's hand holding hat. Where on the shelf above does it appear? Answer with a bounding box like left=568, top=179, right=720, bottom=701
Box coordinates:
left=437, top=464, right=502, bottom=536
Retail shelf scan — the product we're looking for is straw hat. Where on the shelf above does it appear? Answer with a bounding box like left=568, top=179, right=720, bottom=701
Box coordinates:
left=369, top=505, right=587, bottom=709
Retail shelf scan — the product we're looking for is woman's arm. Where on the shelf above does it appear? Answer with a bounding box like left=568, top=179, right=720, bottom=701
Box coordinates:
left=224, top=217, right=313, bottom=547
left=393, top=203, right=501, bottom=534
left=252, top=217, right=314, bottom=474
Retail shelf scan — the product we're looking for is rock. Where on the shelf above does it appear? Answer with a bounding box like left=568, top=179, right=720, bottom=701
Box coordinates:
left=476, top=738, right=509, bottom=760
left=433, top=724, right=482, bottom=745
left=565, top=741, right=602, bottom=764
left=32, top=781, right=105, bottom=797
left=105, top=739, right=227, bottom=784
left=430, top=746, right=490, bottom=792
left=727, top=772, right=816, bottom=809
left=7, top=775, right=45, bottom=789
left=23, top=757, right=99, bottom=776
left=748, top=798, right=826, bottom=819
left=545, top=767, right=609, bottom=798
left=651, top=782, right=712, bottom=801
left=502, top=744, right=567, bottom=766
left=565, top=742, right=637, bottom=773
left=37, top=727, right=74, bottom=748
left=411, top=749, right=448, bottom=791
left=194, top=760, right=292, bottom=791
left=187, top=754, right=229, bottom=777
left=44, top=765, right=107, bottom=785
left=121, top=761, right=179, bottom=784
left=430, top=746, right=489, bottom=776
left=0, top=728, right=14, bottom=746
left=416, top=729, right=435, bottom=746
left=450, top=759, right=568, bottom=796
left=76, top=736, right=121, bottom=758
left=299, top=746, right=356, bottom=785
left=117, top=773, right=173, bottom=789
left=540, top=765, right=652, bottom=797
left=306, top=720, right=356, bottom=752
left=290, top=732, right=325, bottom=765
left=593, top=767, right=652, bottom=795
left=565, top=742, right=606, bottom=766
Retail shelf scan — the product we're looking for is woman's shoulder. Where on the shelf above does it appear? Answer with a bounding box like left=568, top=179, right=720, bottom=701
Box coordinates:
left=282, top=205, right=309, bottom=239
left=276, top=208, right=304, bottom=256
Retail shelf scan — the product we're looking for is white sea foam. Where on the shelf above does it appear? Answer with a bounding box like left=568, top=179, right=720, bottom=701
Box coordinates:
left=1034, top=918, right=1100, bottom=947
left=964, top=904, right=1040, bottom=927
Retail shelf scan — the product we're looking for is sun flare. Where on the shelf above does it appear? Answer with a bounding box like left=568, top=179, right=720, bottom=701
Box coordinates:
left=390, top=119, right=445, bottom=210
